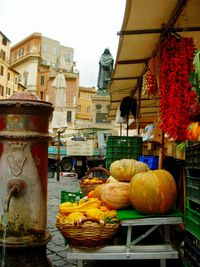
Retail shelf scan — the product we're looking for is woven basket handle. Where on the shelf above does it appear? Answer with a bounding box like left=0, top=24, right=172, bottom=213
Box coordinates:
left=85, top=166, right=110, bottom=177
left=76, top=217, right=105, bottom=227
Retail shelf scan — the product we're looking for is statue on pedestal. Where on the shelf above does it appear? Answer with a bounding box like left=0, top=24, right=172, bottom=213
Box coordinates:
left=97, top=48, right=114, bottom=92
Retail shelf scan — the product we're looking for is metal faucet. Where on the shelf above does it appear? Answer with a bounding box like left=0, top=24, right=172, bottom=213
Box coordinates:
left=4, top=178, right=26, bottom=212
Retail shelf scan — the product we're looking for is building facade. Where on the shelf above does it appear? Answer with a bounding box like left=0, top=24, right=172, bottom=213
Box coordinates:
left=76, top=86, right=96, bottom=126
left=10, top=32, right=79, bottom=130
left=0, top=32, right=19, bottom=98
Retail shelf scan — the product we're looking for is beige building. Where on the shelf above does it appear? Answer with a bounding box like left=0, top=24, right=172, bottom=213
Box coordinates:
left=0, top=32, right=19, bottom=98
left=76, top=86, right=96, bottom=126
left=10, top=32, right=79, bottom=128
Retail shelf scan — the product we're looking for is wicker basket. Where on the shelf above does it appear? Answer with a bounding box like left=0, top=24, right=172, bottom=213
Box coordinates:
left=56, top=217, right=120, bottom=249
left=79, top=166, right=110, bottom=196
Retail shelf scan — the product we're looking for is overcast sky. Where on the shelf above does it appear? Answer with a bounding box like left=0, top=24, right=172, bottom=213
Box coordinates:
left=1, top=0, right=126, bottom=87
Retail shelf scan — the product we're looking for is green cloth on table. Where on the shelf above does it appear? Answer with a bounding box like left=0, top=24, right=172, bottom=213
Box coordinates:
left=117, top=209, right=183, bottom=220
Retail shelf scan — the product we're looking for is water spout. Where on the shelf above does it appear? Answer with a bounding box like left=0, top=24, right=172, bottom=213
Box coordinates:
left=4, top=178, right=26, bottom=212
left=4, top=185, right=18, bottom=212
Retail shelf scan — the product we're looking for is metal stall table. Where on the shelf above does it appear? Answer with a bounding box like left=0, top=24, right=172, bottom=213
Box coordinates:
left=66, top=213, right=183, bottom=267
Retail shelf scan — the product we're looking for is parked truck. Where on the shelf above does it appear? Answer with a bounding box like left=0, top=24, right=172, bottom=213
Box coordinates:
left=48, top=130, right=110, bottom=178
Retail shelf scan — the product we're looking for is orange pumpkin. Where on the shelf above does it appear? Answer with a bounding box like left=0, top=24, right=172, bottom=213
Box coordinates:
left=110, top=159, right=149, bottom=182
left=100, top=182, right=131, bottom=210
left=186, top=122, right=200, bottom=140
left=129, top=170, right=177, bottom=214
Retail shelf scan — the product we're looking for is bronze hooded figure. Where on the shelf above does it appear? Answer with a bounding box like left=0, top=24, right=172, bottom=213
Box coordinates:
left=97, top=48, right=114, bottom=92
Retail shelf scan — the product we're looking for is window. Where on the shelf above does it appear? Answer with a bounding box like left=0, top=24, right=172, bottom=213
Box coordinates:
left=15, top=76, right=18, bottom=85
left=14, top=51, right=17, bottom=60
left=0, top=66, right=4, bottom=76
left=96, top=113, right=110, bottom=123
left=26, top=44, right=30, bottom=53
left=77, top=105, right=81, bottom=112
left=6, top=87, right=10, bottom=96
left=67, top=111, right=72, bottom=123
left=42, top=44, right=47, bottom=52
left=18, top=47, right=24, bottom=57
left=0, top=49, right=6, bottom=60
left=40, top=91, right=44, bottom=99
left=65, top=53, right=72, bottom=62
left=2, top=37, right=7, bottom=46
left=40, top=76, right=45, bottom=85
left=0, top=85, right=4, bottom=96
left=87, top=106, right=91, bottom=113
left=23, top=71, right=28, bottom=87
left=7, top=72, right=10, bottom=81
left=52, top=47, right=57, bottom=56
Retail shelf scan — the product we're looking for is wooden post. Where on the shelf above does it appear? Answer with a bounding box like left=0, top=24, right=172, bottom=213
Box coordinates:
left=136, top=85, right=142, bottom=135
left=158, top=131, right=165, bottom=169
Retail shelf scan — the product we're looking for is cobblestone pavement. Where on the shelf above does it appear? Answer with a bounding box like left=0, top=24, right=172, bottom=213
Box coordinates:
left=47, top=173, right=79, bottom=267
left=46, top=173, right=183, bottom=267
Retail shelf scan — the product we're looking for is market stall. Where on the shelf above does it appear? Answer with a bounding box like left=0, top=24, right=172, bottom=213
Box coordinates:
left=55, top=1, right=200, bottom=266
left=106, top=0, right=200, bottom=266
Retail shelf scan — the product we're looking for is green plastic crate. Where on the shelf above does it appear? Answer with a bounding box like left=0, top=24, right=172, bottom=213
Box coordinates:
left=185, top=142, right=200, bottom=169
left=186, top=176, right=200, bottom=205
left=61, top=190, right=83, bottom=203
left=185, top=201, right=200, bottom=240
left=106, top=136, right=142, bottom=169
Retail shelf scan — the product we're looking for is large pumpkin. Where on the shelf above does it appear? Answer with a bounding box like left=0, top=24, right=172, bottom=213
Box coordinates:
left=110, top=159, right=149, bottom=182
left=129, top=170, right=177, bottom=214
left=100, top=182, right=131, bottom=210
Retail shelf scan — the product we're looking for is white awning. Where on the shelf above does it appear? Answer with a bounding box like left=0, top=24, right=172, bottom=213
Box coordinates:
left=108, top=0, right=200, bottom=128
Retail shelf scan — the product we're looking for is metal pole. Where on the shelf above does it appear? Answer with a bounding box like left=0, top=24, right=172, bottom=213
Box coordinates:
left=57, top=130, right=60, bottom=181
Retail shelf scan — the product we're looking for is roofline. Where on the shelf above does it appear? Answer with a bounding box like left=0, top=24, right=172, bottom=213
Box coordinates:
left=11, top=32, right=42, bottom=51
left=0, top=31, right=11, bottom=42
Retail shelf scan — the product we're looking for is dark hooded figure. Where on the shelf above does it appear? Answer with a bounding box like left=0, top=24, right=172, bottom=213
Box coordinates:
left=97, top=48, right=114, bottom=91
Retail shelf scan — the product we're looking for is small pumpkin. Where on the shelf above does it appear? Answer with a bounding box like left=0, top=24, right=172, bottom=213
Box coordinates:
left=100, top=182, right=131, bottom=210
left=110, top=159, right=149, bottom=182
left=186, top=122, right=200, bottom=140
left=129, top=170, right=177, bottom=214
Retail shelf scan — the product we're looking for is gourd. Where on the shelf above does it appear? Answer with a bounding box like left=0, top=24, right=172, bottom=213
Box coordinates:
left=100, top=182, right=131, bottom=209
left=59, top=198, right=101, bottom=215
left=110, top=159, right=149, bottom=182
left=129, top=170, right=177, bottom=214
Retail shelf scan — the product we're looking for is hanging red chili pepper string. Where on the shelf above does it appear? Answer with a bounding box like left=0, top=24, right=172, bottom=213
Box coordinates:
left=159, top=35, right=196, bottom=141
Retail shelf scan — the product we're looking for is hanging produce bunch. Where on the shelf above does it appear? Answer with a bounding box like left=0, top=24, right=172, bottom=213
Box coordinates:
left=159, top=35, right=197, bottom=141
left=142, top=68, right=158, bottom=97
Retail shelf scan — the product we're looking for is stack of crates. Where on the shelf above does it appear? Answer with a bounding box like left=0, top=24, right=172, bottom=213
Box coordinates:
left=184, top=142, right=200, bottom=267
left=106, top=136, right=142, bottom=169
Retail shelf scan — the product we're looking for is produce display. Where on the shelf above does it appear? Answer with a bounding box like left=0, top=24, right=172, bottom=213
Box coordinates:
left=81, top=177, right=106, bottom=185
left=56, top=158, right=179, bottom=248
left=57, top=197, right=118, bottom=225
